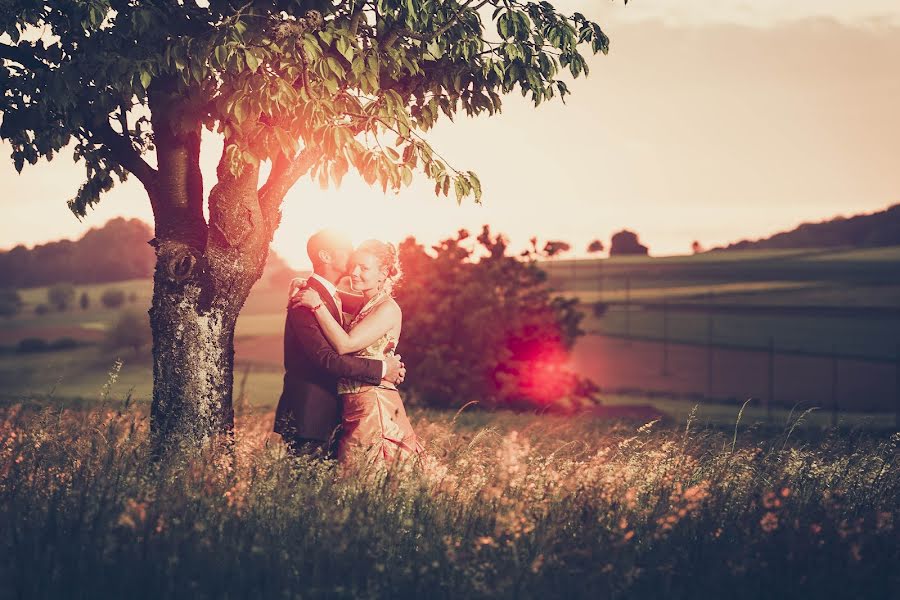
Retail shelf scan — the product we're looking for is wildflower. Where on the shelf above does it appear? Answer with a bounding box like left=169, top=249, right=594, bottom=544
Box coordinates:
left=623, top=530, right=635, bottom=542
left=760, top=512, right=779, bottom=533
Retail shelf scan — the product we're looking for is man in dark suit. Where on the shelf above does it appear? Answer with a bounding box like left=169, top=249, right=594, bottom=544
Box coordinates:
left=273, top=230, right=405, bottom=457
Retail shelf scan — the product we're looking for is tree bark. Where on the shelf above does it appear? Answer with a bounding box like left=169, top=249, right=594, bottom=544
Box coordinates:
left=145, top=84, right=273, bottom=451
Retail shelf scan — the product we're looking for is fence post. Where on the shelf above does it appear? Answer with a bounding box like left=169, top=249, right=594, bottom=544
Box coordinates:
left=831, top=347, right=839, bottom=427
left=706, top=293, right=714, bottom=399
left=767, top=337, right=775, bottom=423
left=624, top=275, right=631, bottom=344
left=661, top=296, right=670, bottom=376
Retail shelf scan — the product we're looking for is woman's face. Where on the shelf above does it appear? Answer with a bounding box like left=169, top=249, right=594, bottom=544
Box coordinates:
left=349, top=251, right=385, bottom=292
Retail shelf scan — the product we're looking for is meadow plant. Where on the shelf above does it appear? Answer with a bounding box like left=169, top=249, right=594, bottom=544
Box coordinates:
left=0, top=398, right=897, bottom=598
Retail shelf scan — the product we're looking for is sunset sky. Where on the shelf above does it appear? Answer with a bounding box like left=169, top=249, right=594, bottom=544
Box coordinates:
left=2, top=1, right=899, bottom=268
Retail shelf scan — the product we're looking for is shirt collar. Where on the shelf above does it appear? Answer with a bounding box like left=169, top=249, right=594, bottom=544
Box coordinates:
left=309, top=273, right=338, bottom=298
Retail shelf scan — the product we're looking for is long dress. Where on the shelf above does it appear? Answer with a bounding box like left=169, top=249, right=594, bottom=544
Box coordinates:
left=336, top=291, right=424, bottom=467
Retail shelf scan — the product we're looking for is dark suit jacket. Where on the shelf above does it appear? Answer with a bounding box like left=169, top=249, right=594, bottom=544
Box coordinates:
left=273, top=277, right=383, bottom=442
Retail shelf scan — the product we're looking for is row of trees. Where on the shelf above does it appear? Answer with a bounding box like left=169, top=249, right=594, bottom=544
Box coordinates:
left=0, top=218, right=156, bottom=287
left=542, top=229, right=652, bottom=258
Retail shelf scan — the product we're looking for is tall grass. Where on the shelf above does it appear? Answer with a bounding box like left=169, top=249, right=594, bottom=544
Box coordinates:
left=0, top=398, right=897, bottom=599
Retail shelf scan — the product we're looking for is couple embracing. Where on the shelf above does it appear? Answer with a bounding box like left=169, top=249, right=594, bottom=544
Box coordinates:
left=272, top=230, right=423, bottom=467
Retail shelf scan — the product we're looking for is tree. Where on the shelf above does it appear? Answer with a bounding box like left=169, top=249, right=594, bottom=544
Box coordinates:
left=586, top=239, right=604, bottom=254
left=0, top=289, right=23, bottom=318
left=542, top=240, right=571, bottom=258
left=396, top=226, right=591, bottom=410
left=79, top=291, right=90, bottom=310
left=47, top=283, right=76, bottom=311
left=691, top=240, right=704, bottom=254
left=1, top=0, right=620, bottom=449
left=101, top=288, right=126, bottom=309
left=104, top=308, right=153, bottom=354
left=609, top=230, right=648, bottom=256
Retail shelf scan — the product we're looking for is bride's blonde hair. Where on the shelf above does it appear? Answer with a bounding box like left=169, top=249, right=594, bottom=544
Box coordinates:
left=355, top=239, right=402, bottom=293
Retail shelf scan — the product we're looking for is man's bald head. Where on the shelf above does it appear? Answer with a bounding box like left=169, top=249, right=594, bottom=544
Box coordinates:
left=307, top=229, right=353, bottom=277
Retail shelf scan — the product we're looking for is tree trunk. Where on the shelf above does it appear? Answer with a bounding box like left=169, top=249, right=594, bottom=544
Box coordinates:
left=148, top=147, right=269, bottom=452
left=148, top=249, right=241, bottom=449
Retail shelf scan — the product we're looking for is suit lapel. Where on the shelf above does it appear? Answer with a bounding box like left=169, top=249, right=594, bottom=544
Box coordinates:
left=307, top=278, right=343, bottom=326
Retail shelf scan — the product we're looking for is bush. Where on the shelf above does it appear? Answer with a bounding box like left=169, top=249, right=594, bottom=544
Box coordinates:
left=47, top=283, right=76, bottom=311
left=396, top=226, right=590, bottom=410
left=0, top=288, right=23, bottom=318
left=50, top=337, right=80, bottom=350
left=104, top=308, right=151, bottom=353
left=16, top=338, right=48, bottom=353
left=34, top=304, right=50, bottom=315
left=592, top=302, right=609, bottom=318
left=79, top=291, right=90, bottom=310
left=100, top=289, right=126, bottom=309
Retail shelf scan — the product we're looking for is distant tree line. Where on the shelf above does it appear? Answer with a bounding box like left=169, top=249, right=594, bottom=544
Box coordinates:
left=0, top=218, right=155, bottom=287
left=716, top=203, right=900, bottom=251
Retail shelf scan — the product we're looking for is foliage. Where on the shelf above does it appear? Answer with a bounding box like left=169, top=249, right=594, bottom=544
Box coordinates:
left=396, top=226, right=589, bottom=409
left=100, top=288, right=127, bottom=309
left=0, top=404, right=897, bottom=598
left=103, top=308, right=152, bottom=353
left=15, top=337, right=47, bottom=353
left=609, top=229, right=648, bottom=256
left=542, top=239, right=570, bottom=258
left=0, top=288, right=23, bottom=318
left=79, top=291, right=90, bottom=310
left=587, top=239, right=604, bottom=254
left=1, top=0, right=620, bottom=213
left=33, top=303, right=49, bottom=315
left=46, top=282, right=75, bottom=311
left=0, top=218, right=155, bottom=287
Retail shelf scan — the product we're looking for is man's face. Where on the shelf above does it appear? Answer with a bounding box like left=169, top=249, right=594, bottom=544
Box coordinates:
left=329, top=246, right=352, bottom=276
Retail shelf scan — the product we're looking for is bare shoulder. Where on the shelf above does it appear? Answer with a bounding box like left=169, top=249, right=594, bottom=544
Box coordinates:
left=375, top=297, right=401, bottom=318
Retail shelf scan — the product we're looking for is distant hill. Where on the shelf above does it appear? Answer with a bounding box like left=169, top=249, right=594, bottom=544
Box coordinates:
left=0, top=218, right=296, bottom=288
left=715, top=203, right=900, bottom=251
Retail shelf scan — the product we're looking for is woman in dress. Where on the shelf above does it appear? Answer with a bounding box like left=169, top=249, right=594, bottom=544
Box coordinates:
left=293, top=240, right=424, bottom=467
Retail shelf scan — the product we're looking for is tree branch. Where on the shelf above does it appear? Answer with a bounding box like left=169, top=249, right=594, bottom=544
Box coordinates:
left=381, top=0, right=482, bottom=49
left=95, top=120, right=159, bottom=191
left=257, top=145, right=322, bottom=235
left=0, top=42, right=49, bottom=71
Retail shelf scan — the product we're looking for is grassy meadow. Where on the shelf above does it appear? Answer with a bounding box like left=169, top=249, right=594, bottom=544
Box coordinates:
left=1, top=398, right=897, bottom=598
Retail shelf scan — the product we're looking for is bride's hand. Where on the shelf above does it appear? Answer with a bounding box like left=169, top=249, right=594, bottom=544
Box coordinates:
left=286, top=277, right=308, bottom=308
left=295, top=288, right=323, bottom=310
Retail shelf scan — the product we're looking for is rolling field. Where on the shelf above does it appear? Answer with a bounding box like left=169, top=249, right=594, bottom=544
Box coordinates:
left=1, top=246, right=899, bottom=422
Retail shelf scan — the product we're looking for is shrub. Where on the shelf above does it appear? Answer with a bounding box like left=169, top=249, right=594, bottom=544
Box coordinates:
left=50, top=337, right=80, bottom=350
left=592, top=302, right=609, bottom=318
left=396, top=226, right=590, bottom=410
left=0, top=288, right=23, bottom=318
left=79, top=291, right=90, bottom=310
left=104, top=308, right=151, bottom=353
left=47, top=282, right=76, bottom=311
left=100, top=289, right=126, bottom=309
left=16, top=337, right=48, bottom=353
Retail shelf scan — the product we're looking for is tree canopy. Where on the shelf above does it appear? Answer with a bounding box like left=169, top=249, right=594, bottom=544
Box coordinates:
left=2, top=0, right=620, bottom=216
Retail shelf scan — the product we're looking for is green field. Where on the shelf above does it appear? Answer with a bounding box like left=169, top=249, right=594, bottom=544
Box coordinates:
left=541, top=246, right=900, bottom=361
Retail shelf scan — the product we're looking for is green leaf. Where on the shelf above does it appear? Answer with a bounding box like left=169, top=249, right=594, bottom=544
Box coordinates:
left=245, top=50, right=260, bottom=73
left=139, top=70, right=151, bottom=89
